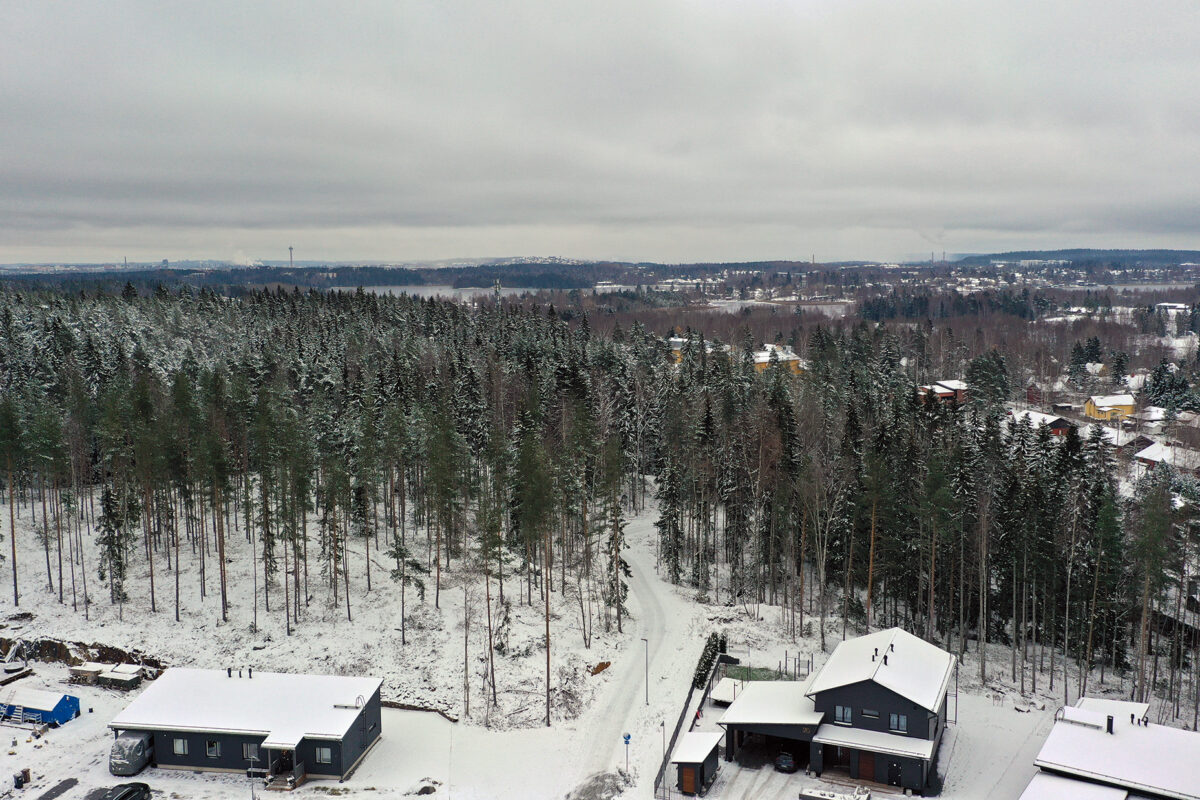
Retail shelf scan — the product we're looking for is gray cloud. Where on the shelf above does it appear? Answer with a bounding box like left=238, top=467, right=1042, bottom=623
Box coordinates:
left=2, top=0, right=1199, bottom=264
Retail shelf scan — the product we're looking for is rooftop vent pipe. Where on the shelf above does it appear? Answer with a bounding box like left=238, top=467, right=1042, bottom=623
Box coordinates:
left=883, top=655, right=888, bottom=666
left=1106, top=715, right=1114, bottom=735
left=227, top=667, right=232, bottom=678
left=249, top=667, right=253, bottom=679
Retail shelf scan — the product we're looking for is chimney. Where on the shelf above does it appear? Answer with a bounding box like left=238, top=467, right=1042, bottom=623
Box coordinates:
left=239, top=669, right=243, bottom=678
left=227, top=667, right=232, bottom=678
left=248, top=667, right=253, bottom=679
left=1106, top=715, right=1113, bottom=735
left=883, top=655, right=888, bottom=666
left=1130, top=713, right=1135, bottom=725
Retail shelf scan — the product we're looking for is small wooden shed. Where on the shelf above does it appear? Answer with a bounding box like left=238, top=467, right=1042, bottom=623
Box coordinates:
left=671, top=731, right=723, bottom=795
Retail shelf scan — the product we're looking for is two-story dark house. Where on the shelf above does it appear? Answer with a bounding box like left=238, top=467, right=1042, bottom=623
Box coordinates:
left=717, top=627, right=955, bottom=794
left=108, top=667, right=382, bottom=788
left=806, top=628, right=956, bottom=793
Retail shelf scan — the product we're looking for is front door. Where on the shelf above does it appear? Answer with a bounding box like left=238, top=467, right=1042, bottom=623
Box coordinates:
left=681, top=765, right=696, bottom=794
left=859, top=752, right=875, bottom=782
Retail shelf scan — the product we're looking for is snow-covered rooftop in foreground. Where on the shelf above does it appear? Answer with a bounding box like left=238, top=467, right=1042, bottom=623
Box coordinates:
left=670, top=731, right=723, bottom=764
left=1074, top=697, right=1149, bottom=722
left=1033, top=703, right=1200, bottom=800
left=717, top=675, right=824, bottom=727
left=805, top=628, right=955, bottom=713
left=1018, top=772, right=1128, bottom=800
left=109, top=668, right=382, bottom=744
left=811, top=723, right=935, bottom=760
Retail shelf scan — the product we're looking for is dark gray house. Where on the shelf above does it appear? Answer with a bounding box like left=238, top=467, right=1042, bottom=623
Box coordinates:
left=806, top=628, right=954, bottom=792
left=109, top=667, right=382, bottom=788
left=718, top=628, right=955, bottom=795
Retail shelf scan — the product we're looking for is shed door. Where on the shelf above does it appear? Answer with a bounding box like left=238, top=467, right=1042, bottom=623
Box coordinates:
left=859, top=752, right=874, bottom=782
left=680, top=765, right=696, bottom=794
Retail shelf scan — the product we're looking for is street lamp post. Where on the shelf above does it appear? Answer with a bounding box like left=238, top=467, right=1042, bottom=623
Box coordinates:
left=642, top=637, right=649, bottom=705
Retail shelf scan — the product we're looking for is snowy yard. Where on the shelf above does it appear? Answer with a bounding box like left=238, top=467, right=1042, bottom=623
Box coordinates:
left=0, top=497, right=1184, bottom=800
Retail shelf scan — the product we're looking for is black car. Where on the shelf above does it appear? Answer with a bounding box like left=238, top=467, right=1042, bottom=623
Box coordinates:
left=774, top=752, right=798, bottom=773
left=99, top=784, right=151, bottom=800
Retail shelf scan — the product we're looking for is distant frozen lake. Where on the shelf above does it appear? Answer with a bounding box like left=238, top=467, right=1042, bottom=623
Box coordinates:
left=332, top=284, right=531, bottom=301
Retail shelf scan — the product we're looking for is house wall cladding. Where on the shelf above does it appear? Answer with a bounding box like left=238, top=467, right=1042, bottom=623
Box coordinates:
left=152, top=731, right=270, bottom=772
left=337, top=688, right=382, bottom=774
left=809, top=744, right=925, bottom=791
left=811, top=681, right=941, bottom=742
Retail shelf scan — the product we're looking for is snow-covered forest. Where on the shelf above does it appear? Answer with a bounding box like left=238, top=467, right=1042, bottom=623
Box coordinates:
left=0, top=284, right=1197, bottom=730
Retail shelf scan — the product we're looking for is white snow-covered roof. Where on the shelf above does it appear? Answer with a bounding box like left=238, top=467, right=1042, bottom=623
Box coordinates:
left=1074, top=697, right=1150, bottom=722
left=936, top=380, right=968, bottom=391
left=709, top=677, right=741, bottom=705
left=109, top=668, right=381, bottom=745
left=1018, top=772, right=1127, bottom=800
left=805, top=628, right=955, bottom=713
left=717, top=676, right=824, bottom=727
left=2, top=687, right=72, bottom=710
left=1009, top=410, right=1071, bottom=429
left=1033, top=703, right=1200, bottom=800
left=1132, top=406, right=1167, bottom=422
left=1089, top=394, right=1134, bottom=408
left=670, top=731, right=723, bottom=764
left=811, top=723, right=935, bottom=760
left=1134, top=442, right=1200, bottom=470
left=752, top=344, right=801, bottom=364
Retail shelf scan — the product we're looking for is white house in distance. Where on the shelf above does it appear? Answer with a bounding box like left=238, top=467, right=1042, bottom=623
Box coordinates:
left=1018, top=697, right=1200, bottom=800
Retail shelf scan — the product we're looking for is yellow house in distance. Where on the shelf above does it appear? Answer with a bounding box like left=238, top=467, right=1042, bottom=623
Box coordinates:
left=752, top=344, right=806, bottom=375
left=1084, top=393, right=1135, bottom=421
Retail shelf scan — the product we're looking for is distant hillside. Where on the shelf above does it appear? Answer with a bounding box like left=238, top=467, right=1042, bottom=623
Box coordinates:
left=955, top=249, right=1200, bottom=267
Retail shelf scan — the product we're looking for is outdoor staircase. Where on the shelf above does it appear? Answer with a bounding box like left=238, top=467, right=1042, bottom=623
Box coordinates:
left=1, top=689, right=16, bottom=723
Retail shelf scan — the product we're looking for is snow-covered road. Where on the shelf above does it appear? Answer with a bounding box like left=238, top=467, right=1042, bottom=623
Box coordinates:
left=568, top=508, right=707, bottom=797
left=578, top=513, right=669, bottom=778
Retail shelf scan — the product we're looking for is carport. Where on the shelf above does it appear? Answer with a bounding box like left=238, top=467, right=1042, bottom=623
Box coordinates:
left=716, top=677, right=824, bottom=767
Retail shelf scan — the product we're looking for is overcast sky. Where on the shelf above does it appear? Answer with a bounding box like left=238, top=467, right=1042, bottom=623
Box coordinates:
left=2, top=1, right=1199, bottom=265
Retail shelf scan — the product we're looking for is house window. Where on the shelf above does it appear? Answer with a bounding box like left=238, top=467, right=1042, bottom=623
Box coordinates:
left=243, top=743, right=259, bottom=762
left=173, top=738, right=188, bottom=756
left=835, top=705, right=852, bottom=724
left=889, top=713, right=908, bottom=733
left=315, top=746, right=333, bottom=764
left=862, top=709, right=879, bottom=718
left=206, top=740, right=221, bottom=758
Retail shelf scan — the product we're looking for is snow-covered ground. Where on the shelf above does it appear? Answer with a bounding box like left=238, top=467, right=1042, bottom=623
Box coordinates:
left=1, top=495, right=1191, bottom=800
left=1, top=499, right=711, bottom=799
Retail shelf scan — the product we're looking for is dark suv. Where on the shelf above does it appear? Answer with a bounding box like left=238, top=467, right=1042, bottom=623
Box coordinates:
left=99, top=784, right=151, bottom=800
